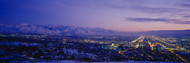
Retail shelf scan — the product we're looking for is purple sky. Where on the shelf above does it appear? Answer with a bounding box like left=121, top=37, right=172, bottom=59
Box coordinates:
left=1, top=0, right=190, bottom=31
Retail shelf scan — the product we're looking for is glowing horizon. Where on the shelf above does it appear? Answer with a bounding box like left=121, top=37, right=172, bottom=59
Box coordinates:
left=1, top=0, right=190, bottom=31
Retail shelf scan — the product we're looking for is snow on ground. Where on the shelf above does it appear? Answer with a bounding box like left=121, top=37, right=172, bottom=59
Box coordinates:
left=7, top=60, right=182, bottom=63
left=0, top=41, right=41, bottom=46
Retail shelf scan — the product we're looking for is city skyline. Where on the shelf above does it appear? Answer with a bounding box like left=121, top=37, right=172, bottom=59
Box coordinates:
left=1, top=0, right=190, bottom=31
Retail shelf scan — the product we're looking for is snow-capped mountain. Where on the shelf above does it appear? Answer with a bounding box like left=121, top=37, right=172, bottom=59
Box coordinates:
left=1, top=23, right=189, bottom=36
left=0, top=24, right=116, bottom=35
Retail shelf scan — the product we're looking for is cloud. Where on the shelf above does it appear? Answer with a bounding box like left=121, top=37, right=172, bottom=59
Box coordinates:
left=133, top=6, right=182, bottom=13
left=102, top=0, right=190, bottom=19
left=126, top=17, right=190, bottom=24
left=127, top=18, right=177, bottom=22
left=112, top=5, right=181, bottom=13
left=102, top=0, right=183, bottom=13
left=181, top=3, right=190, bottom=7
left=184, top=15, right=190, bottom=18
left=177, top=0, right=190, bottom=8
left=174, top=21, right=190, bottom=24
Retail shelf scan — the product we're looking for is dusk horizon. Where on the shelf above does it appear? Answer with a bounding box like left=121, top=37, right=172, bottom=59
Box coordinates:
left=1, top=0, right=190, bottom=63
left=1, top=23, right=190, bottom=32
left=1, top=0, right=190, bottom=31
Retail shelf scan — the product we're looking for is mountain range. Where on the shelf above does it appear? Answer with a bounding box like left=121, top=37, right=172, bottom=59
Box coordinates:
left=0, top=24, right=117, bottom=35
left=0, top=24, right=190, bottom=36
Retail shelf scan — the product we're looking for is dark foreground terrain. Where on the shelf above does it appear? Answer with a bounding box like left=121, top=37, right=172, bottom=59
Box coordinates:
left=0, top=33, right=190, bottom=62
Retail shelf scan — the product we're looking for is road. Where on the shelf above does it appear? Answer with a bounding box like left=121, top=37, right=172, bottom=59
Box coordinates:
left=118, top=36, right=188, bottom=62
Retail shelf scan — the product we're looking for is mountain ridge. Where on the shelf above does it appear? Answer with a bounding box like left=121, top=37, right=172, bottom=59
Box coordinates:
left=0, top=24, right=117, bottom=35
left=0, top=24, right=190, bottom=36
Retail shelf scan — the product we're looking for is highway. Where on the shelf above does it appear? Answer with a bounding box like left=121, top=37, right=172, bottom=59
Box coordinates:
left=119, top=36, right=146, bottom=59
left=119, top=36, right=144, bottom=59
left=118, top=36, right=189, bottom=62
left=154, top=37, right=188, bottom=62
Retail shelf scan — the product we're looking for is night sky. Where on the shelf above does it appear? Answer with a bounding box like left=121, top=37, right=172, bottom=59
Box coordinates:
left=1, top=0, right=190, bottom=31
